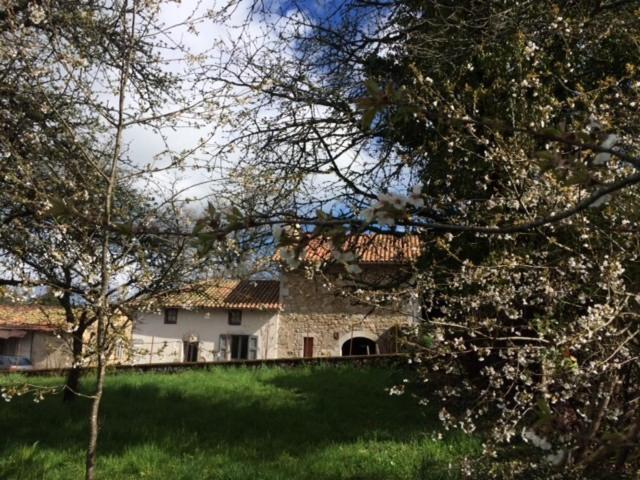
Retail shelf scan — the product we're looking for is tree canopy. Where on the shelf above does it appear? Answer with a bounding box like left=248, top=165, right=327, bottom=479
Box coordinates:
left=205, top=0, right=640, bottom=476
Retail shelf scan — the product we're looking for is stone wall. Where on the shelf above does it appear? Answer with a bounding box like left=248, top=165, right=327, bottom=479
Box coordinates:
left=278, top=269, right=417, bottom=358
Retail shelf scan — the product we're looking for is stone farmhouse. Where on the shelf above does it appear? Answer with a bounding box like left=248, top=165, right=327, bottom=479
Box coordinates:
left=132, top=234, right=422, bottom=363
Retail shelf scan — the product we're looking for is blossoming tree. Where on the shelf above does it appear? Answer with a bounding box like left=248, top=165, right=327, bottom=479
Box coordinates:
left=202, top=0, right=640, bottom=476
left=0, top=1, right=238, bottom=478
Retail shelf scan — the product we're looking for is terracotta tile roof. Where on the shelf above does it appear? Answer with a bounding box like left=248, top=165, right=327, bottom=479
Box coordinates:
left=159, top=279, right=280, bottom=311
left=0, top=305, right=66, bottom=331
left=285, top=234, right=423, bottom=265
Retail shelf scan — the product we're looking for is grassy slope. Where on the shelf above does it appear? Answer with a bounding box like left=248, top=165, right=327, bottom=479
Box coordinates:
left=0, top=366, right=479, bottom=480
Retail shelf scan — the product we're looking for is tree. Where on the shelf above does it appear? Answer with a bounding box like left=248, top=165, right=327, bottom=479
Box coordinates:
left=0, top=168, right=203, bottom=401
left=0, top=1, right=235, bottom=478
left=203, top=0, right=640, bottom=476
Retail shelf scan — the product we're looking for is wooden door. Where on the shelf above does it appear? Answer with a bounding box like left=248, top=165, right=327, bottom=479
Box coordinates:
left=303, top=337, right=314, bottom=358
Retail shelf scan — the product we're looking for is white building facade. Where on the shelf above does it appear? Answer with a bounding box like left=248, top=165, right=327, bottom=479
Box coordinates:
left=132, top=280, right=280, bottom=364
left=133, top=308, right=279, bottom=363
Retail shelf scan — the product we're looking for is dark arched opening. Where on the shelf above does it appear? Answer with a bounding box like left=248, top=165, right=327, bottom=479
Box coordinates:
left=341, top=337, right=377, bottom=356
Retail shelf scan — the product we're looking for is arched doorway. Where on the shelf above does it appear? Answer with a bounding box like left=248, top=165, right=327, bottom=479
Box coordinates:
left=341, top=337, right=377, bottom=356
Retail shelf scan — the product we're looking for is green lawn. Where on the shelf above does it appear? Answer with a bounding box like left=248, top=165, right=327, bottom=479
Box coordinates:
left=0, top=365, right=479, bottom=480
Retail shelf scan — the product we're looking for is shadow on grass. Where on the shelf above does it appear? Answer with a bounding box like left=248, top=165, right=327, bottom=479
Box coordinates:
left=1, top=367, right=423, bottom=454
left=0, top=366, right=473, bottom=479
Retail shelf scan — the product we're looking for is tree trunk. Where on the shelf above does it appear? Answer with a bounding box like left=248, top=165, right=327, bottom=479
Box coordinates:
left=84, top=1, right=133, bottom=478
left=85, top=359, right=106, bottom=480
left=64, top=324, right=87, bottom=402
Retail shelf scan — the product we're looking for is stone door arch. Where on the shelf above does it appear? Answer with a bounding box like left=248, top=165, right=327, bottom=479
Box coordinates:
left=339, top=331, right=378, bottom=356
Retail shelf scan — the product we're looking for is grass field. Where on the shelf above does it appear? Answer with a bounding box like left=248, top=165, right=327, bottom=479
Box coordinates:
left=0, top=365, right=480, bottom=480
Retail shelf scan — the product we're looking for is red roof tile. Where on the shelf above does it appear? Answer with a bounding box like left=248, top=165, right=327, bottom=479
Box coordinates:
left=159, top=279, right=280, bottom=311
left=0, top=305, right=66, bottom=331
left=292, top=234, right=423, bottom=265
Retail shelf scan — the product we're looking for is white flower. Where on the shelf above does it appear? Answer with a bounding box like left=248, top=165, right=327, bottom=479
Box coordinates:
left=589, top=194, right=611, bottom=208
left=593, top=134, right=618, bottom=165
left=28, top=3, right=46, bottom=24
left=333, top=250, right=356, bottom=263
left=438, top=407, right=451, bottom=423
left=377, top=215, right=396, bottom=226
left=524, top=41, right=539, bottom=57
left=544, top=449, right=566, bottom=466
left=378, top=193, right=394, bottom=204
left=345, top=263, right=363, bottom=275
left=521, top=428, right=552, bottom=450
left=278, top=247, right=300, bottom=269
left=378, top=192, right=407, bottom=209
left=388, top=385, right=405, bottom=396
left=272, top=224, right=282, bottom=242
left=408, top=183, right=425, bottom=208
left=361, top=207, right=376, bottom=223
left=391, top=195, right=408, bottom=208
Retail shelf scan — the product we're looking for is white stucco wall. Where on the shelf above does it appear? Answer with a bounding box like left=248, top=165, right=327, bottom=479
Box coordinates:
left=132, top=308, right=279, bottom=363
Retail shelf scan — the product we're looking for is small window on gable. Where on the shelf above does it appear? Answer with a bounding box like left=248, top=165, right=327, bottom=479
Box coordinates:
left=228, top=310, right=242, bottom=325
left=164, top=308, right=178, bottom=324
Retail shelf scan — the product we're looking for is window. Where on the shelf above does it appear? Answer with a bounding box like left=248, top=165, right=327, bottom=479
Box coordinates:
left=228, top=310, right=242, bottom=325
left=0, top=338, right=19, bottom=356
left=164, top=308, right=178, bottom=324
left=219, top=334, right=258, bottom=360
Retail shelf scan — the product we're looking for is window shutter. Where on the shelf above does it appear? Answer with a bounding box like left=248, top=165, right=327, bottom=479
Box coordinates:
left=219, top=334, right=228, bottom=361
left=248, top=335, right=258, bottom=360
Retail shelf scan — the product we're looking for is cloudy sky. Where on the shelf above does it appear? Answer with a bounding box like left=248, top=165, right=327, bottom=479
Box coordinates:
left=121, top=0, right=408, bottom=215
left=123, top=0, right=280, bottom=206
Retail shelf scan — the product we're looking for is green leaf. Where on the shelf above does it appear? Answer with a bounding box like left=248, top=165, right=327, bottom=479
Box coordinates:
left=192, top=218, right=207, bottom=235
left=361, top=108, right=377, bottom=130
left=575, top=131, right=593, bottom=144
left=355, top=96, right=375, bottom=109
left=114, top=222, right=133, bottom=235
left=539, top=127, right=563, bottom=138
left=532, top=397, right=554, bottom=429
left=364, top=79, right=381, bottom=95
left=535, top=150, right=561, bottom=160
left=566, top=166, right=591, bottom=185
